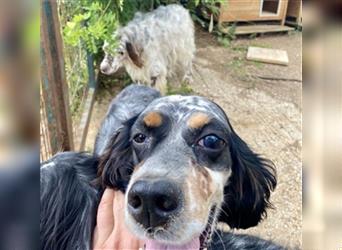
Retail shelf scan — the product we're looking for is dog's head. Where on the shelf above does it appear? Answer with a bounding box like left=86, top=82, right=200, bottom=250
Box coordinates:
left=100, top=34, right=143, bottom=75
left=98, top=95, right=276, bottom=248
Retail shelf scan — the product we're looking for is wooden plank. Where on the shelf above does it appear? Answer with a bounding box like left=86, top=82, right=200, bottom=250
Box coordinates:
left=246, top=46, right=289, bottom=65
left=221, top=12, right=284, bottom=22
left=234, top=24, right=294, bottom=35
left=280, top=0, right=289, bottom=25
left=286, top=19, right=302, bottom=29
left=41, top=0, right=74, bottom=154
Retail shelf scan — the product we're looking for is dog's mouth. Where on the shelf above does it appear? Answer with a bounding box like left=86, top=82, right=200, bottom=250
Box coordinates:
left=144, top=206, right=217, bottom=250
left=199, top=206, right=217, bottom=249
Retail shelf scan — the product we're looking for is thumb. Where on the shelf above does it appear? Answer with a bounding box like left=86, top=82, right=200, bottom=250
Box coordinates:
left=94, top=188, right=115, bottom=245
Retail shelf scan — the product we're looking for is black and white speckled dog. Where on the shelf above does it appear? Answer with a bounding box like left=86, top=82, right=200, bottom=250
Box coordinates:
left=40, top=84, right=286, bottom=250
left=100, top=4, right=195, bottom=94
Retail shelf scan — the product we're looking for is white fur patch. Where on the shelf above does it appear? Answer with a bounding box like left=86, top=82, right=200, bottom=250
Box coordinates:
left=41, top=161, right=55, bottom=169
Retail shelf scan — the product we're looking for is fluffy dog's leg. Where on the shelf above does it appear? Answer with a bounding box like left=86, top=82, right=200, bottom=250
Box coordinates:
left=182, top=59, right=193, bottom=84
left=155, top=75, right=167, bottom=95
left=151, top=76, right=157, bottom=87
left=150, top=64, right=167, bottom=94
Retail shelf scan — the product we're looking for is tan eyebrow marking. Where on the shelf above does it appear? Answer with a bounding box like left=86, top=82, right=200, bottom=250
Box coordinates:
left=143, top=112, right=163, bottom=128
left=187, top=112, right=210, bottom=129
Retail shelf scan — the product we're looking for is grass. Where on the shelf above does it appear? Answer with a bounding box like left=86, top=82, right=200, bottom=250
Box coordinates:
left=251, top=60, right=264, bottom=69
left=226, top=44, right=265, bottom=84
left=226, top=56, right=247, bottom=79
left=167, top=82, right=193, bottom=95
left=217, top=36, right=230, bottom=48
left=249, top=42, right=272, bottom=48
left=231, top=44, right=248, bottom=52
left=229, top=43, right=265, bottom=70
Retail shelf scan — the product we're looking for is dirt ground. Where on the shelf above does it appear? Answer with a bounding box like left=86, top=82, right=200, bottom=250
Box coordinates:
left=85, top=28, right=302, bottom=249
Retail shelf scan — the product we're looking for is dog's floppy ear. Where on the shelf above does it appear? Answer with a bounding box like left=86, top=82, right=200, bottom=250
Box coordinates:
left=126, top=42, right=143, bottom=68
left=96, top=117, right=137, bottom=193
left=219, top=126, right=277, bottom=229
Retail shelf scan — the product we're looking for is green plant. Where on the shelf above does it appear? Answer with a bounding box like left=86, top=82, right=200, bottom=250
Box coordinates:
left=217, top=36, right=230, bottom=47
left=226, top=56, right=247, bottom=79
left=167, top=82, right=194, bottom=95
left=119, top=0, right=153, bottom=24
left=213, top=23, right=236, bottom=47
left=188, top=0, right=224, bottom=27
left=231, top=44, right=248, bottom=52
left=59, top=0, right=126, bottom=117
left=63, top=1, right=121, bottom=54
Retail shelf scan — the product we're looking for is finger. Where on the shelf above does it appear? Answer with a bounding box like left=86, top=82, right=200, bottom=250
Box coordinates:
left=112, top=190, right=126, bottom=216
left=105, top=191, right=145, bottom=249
left=95, top=188, right=115, bottom=245
left=106, top=191, right=126, bottom=242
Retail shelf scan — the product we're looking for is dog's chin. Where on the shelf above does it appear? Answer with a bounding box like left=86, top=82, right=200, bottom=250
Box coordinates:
left=105, top=65, right=119, bottom=75
left=125, top=208, right=216, bottom=250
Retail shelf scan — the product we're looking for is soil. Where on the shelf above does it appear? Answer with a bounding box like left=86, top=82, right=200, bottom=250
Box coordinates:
left=85, top=27, right=302, bottom=249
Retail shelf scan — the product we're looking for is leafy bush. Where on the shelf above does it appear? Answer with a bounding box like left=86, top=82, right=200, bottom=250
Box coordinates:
left=59, top=0, right=124, bottom=117
left=63, top=1, right=121, bottom=55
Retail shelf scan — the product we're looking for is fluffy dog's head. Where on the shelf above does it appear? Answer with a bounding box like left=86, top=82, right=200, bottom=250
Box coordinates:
left=98, top=95, right=276, bottom=248
left=100, top=33, right=143, bottom=75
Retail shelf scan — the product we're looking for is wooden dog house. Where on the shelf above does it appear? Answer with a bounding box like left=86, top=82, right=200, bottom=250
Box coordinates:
left=286, top=0, right=302, bottom=26
left=219, top=0, right=288, bottom=24
left=218, top=0, right=295, bottom=35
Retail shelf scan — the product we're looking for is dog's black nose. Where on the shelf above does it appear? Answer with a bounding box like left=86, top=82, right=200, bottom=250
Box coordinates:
left=128, top=180, right=182, bottom=228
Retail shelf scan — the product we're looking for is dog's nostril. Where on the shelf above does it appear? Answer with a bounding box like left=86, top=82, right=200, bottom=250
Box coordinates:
left=128, top=180, right=182, bottom=228
left=129, top=194, right=142, bottom=209
left=156, top=195, right=178, bottom=212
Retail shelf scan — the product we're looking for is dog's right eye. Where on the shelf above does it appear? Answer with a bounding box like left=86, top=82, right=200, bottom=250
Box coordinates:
left=197, top=134, right=225, bottom=150
left=133, top=133, right=146, bottom=143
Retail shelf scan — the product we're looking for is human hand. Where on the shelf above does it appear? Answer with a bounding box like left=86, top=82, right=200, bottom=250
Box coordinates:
left=93, top=188, right=144, bottom=250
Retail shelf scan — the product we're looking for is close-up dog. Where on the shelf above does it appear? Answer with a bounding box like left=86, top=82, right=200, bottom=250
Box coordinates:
left=40, top=85, right=284, bottom=250
left=100, top=4, right=195, bottom=94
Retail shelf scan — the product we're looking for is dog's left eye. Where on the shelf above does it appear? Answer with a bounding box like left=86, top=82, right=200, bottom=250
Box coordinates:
left=133, top=133, right=146, bottom=143
left=198, top=135, right=225, bottom=150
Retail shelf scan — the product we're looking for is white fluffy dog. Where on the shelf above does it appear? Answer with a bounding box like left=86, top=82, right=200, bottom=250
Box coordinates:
left=100, top=4, right=196, bottom=94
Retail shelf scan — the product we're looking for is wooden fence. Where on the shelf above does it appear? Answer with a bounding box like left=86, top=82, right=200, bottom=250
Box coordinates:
left=40, top=0, right=96, bottom=161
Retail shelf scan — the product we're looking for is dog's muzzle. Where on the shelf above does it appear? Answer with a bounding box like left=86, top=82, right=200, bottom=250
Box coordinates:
left=100, top=61, right=112, bottom=75
left=127, top=179, right=183, bottom=229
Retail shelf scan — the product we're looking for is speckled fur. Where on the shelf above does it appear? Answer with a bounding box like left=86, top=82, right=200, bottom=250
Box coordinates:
left=100, top=5, right=195, bottom=93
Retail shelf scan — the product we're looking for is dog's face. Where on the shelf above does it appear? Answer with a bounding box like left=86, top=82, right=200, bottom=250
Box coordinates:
left=100, top=39, right=143, bottom=75
left=99, top=95, right=276, bottom=246
left=100, top=41, right=125, bottom=75
left=126, top=96, right=233, bottom=244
